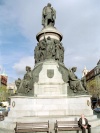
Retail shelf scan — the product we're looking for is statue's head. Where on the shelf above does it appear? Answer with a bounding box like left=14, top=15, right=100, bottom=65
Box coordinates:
left=47, top=36, right=51, bottom=40
left=54, top=39, right=59, bottom=44
left=18, top=78, right=21, bottom=81
left=26, top=66, right=31, bottom=71
left=47, top=3, right=51, bottom=7
left=71, top=67, right=77, bottom=72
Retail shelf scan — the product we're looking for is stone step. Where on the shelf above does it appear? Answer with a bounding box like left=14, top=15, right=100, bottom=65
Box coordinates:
left=0, top=123, right=100, bottom=133
left=89, top=118, right=100, bottom=127
left=0, top=121, right=16, bottom=130
left=1, top=115, right=100, bottom=130
left=8, top=109, right=93, bottom=117
left=5, top=114, right=97, bottom=122
left=91, top=126, right=100, bottom=133
left=0, top=128, right=14, bottom=133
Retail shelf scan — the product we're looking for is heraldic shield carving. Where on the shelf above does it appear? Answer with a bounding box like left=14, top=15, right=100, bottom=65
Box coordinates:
left=47, top=69, right=54, bottom=78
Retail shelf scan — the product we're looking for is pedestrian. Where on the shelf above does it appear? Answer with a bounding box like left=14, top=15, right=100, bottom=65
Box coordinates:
left=78, top=114, right=91, bottom=133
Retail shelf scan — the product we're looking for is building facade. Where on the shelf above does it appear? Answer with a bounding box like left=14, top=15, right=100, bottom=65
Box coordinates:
left=0, top=75, right=7, bottom=87
left=0, top=73, right=8, bottom=101
left=7, top=82, right=17, bottom=95
left=86, top=60, right=100, bottom=98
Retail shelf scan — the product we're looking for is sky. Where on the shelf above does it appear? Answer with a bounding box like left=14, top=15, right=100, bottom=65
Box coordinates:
left=0, top=0, right=100, bottom=83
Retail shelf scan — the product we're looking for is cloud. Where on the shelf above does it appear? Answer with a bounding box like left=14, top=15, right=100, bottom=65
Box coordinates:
left=13, top=56, right=34, bottom=76
left=0, top=0, right=100, bottom=82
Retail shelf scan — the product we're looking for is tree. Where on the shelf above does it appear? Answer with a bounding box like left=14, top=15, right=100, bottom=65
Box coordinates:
left=0, top=85, right=8, bottom=102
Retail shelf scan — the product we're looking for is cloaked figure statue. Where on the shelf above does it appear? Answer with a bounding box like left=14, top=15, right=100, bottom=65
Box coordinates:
left=42, top=3, right=56, bottom=27
left=69, top=67, right=87, bottom=93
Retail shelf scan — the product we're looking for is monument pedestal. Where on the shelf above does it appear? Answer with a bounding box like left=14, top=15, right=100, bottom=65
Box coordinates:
left=8, top=95, right=93, bottom=118
left=34, top=60, right=69, bottom=97
left=1, top=95, right=100, bottom=133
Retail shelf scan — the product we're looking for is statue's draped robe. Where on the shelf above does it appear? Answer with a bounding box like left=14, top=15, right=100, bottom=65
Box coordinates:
left=42, top=6, right=56, bottom=27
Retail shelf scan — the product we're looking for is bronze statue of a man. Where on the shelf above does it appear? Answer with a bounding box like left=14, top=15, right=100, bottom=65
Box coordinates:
left=15, top=78, right=21, bottom=91
left=23, top=66, right=32, bottom=93
left=17, top=66, right=33, bottom=95
left=45, top=36, right=55, bottom=59
left=42, top=3, right=56, bottom=27
left=55, top=40, right=61, bottom=61
left=34, top=43, right=40, bottom=63
left=69, top=67, right=87, bottom=93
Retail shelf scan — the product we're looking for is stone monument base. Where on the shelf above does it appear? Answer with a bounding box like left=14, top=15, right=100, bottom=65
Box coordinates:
left=8, top=95, right=93, bottom=118
left=0, top=95, right=100, bottom=133
left=33, top=60, right=69, bottom=97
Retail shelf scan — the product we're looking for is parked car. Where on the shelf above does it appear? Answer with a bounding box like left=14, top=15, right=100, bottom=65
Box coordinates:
left=0, top=106, right=8, bottom=117
left=94, top=107, right=100, bottom=113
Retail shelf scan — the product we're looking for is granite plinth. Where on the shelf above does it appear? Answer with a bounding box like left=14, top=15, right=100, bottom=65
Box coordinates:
left=8, top=95, right=93, bottom=118
left=0, top=96, right=99, bottom=132
left=34, top=60, right=68, bottom=97
left=36, top=26, right=63, bottom=41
